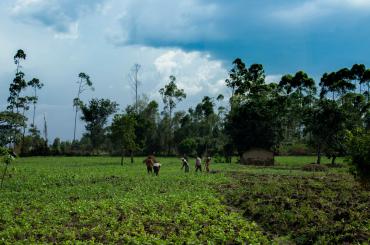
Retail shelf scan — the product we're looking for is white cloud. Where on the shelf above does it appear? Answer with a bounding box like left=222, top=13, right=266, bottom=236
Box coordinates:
left=265, top=74, right=282, bottom=84
left=153, top=49, right=228, bottom=97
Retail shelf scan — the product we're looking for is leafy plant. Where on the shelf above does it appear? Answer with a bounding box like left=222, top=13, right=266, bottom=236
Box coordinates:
left=0, top=147, right=15, bottom=188
left=345, top=128, right=370, bottom=179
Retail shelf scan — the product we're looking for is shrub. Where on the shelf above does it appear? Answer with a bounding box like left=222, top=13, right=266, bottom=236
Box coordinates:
left=278, top=143, right=313, bottom=156
left=345, top=128, right=370, bottom=179
left=178, top=138, right=197, bottom=156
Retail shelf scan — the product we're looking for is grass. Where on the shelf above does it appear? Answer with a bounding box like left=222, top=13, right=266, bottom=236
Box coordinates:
left=275, top=156, right=345, bottom=168
left=0, top=156, right=368, bottom=244
left=0, top=157, right=267, bottom=244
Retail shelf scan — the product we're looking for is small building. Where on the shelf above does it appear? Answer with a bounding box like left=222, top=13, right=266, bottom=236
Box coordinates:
left=241, top=148, right=274, bottom=166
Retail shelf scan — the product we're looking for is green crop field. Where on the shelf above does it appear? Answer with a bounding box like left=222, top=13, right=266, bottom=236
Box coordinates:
left=0, top=156, right=369, bottom=244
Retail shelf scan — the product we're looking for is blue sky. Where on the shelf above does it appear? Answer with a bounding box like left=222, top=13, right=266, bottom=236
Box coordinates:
left=1, top=0, right=370, bottom=141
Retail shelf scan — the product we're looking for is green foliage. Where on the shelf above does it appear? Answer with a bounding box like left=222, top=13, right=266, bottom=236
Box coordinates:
left=80, top=98, right=118, bottom=151
left=173, top=95, right=226, bottom=156
left=178, top=138, right=197, bottom=156
left=159, top=76, right=186, bottom=117
left=19, top=127, right=48, bottom=156
left=225, top=58, right=285, bottom=154
left=225, top=58, right=265, bottom=96
left=159, top=76, right=187, bottom=155
left=27, top=78, right=43, bottom=126
left=125, top=98, right=160, bottom=154
left=73, top=72, right=94, bottom=142
left=345, top=128, right=370, bottom=179
left=320, top=68, right=356, bottom=100
left=304, top=99, right=347, bottom=164
left=110, top=114, right=137, bottom=164
left=0, top=157, right=268, bottom=243
left=279, top=71, right=316, bottom=96
left=277, top=143, right=313, bottom=156
left=1, top=147, right=15, bottom=188
left=0, top=111, right=26, bottom=147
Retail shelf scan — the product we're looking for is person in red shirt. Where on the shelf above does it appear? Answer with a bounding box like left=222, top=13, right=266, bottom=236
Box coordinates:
left=143, top=156, right=154, bottom=174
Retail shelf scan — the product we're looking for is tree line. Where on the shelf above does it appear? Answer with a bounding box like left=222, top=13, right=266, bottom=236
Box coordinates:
left=1, top=50, right=369, bottom=177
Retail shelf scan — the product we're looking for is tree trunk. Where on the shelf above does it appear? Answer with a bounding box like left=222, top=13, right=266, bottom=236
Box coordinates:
left=130, top=150, right=134, bottom=164
left=73, top=81, right=83, bottom=142
left=120, top=149, right=124, bottom=166
left=167, top=107, right=172, bottom=156
left=316, top=143, right=321, bottom=164
left=21, top=109, right=26, bottom=154
left=73, top=106, right=78, bottom=142
left=331, top=155, right=336, bottom=165
left=33, top=88, right=37, bottom=126
left=32, top=102, right=36, bottom=126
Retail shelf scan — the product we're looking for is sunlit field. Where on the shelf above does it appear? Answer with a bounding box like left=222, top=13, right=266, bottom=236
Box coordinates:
left=0, top=156, right=368, bottom=244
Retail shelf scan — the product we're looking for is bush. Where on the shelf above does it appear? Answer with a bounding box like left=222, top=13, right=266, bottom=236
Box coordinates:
left=178, top=138, right=197, bottom=156
left=345, top=128, right=370, bottom=179
left=278, top=143, right=313, bottom=156
left=213, top=154, right=225, bottom=163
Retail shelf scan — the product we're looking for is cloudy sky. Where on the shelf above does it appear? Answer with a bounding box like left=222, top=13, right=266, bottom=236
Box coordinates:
left=1, top=0, right=370, bottom=141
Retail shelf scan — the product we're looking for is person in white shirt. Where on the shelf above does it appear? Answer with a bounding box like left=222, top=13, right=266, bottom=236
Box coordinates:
left=195, top=156, right=202, bottom=172
left=153, top=162, right=161, bottom=176
left=181, top=158, right=189, bottom=173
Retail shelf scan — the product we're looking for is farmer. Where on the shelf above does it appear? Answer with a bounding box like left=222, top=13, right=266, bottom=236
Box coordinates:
left=143, top=156, right=154, bottom=174
left=195, top=156, right=202, bottom=172
left=205, top=157, right=211, bottom=172
left=153, top=161, right=161, bottom=176
left=181, top=157, right=189, bottom=173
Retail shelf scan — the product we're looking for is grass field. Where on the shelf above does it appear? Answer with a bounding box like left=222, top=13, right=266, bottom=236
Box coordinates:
left=0, top=156, right=369, bottom=244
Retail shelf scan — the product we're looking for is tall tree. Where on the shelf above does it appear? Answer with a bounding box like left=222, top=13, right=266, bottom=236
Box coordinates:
left=320, top=69, right=356, bottom=100
left=27, top=78, right=44, bottom=127
left=278, top=71, right=317, bottom=143
left=361, top=69, right=370, bottom=102
left=43, top=114, right=48, bottom=146
left=129, top=64, right=141, bottom=114
left=14, top=49, right=26, bottom=74
left=7, top=50, right=29, bottom=150
left=351, top=64, right=366, bottom=94
left=8, top=50, right=28, bottom=114
left=225, top=58, right=284, bottom=156
left=80, top=98, right=118, bottom=152
left=73, top=73, right=94, bottom=142
left=304, top=99, right=347, bottom=164
left=159, top=75, right=186, bottom=155
left=125, top=97, right=159, bottom=155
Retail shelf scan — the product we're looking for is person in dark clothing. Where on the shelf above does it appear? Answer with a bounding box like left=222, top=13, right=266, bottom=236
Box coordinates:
left=153, top=162, right=161, bottom=176
left=205, top=157, right=211, bottom=172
